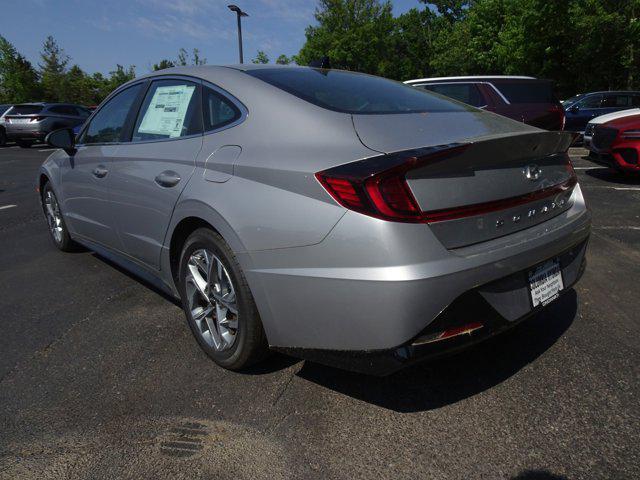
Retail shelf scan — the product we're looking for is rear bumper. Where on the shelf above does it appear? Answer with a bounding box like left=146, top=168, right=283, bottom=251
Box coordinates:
left=6, top=124, right=48, bottom=141
left=247, top=185, right=591, bottom=360
left=275, top=241, right=587, bottom=376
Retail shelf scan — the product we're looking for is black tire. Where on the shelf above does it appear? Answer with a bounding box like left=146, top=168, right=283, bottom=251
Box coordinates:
left=17, top=140, right=32, bottom=148
left=0, top=128, right=6, bottom=147
left=41, top=182, right=78, bottom=252
left=178, top=228, right=269, bottom=370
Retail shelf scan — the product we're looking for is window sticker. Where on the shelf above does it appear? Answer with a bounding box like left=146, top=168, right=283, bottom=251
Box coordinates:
left=137, top=84, right=195, bottom=138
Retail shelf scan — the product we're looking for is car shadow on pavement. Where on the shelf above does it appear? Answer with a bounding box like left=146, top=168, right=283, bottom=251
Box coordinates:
left=296, top=290, right=577, bottom=413
left=585, top=168, right=640, bottom=185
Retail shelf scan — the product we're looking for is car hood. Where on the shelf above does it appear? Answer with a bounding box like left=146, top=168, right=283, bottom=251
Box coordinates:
left=589, top=108, right=640, bottom=126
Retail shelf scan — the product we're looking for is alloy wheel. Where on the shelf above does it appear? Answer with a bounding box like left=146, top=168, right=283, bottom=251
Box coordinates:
left=185, top=249, right=239, bottom=351
left=44, top=190, right=63, bottom=244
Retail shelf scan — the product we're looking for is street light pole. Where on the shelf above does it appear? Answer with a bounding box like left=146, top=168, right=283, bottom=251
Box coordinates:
left=228, top=5, right=248, bottom=64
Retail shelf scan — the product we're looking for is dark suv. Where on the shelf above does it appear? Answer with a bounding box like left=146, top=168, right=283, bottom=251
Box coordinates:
left=4, top=103, right=91, bottom=147
left=562, top=91, right=640, bottom=134
left=404, top=76, right=565, bottom=131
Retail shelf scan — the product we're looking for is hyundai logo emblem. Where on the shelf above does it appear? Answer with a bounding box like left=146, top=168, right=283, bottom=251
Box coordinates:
left=523, top=164, right=542, bottom=181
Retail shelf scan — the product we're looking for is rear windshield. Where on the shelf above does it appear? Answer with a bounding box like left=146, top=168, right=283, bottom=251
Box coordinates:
left=494, top=81, right=555, bottom=104
left=9, top=105, right=44, bottom=115
left=246, top=68, right=469, bottom=114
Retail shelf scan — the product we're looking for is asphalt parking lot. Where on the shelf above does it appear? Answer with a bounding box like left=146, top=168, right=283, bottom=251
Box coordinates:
left=0, top=145, right=638, bottom=480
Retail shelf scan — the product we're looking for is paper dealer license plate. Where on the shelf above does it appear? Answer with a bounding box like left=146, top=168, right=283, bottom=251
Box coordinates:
left=528, top=259, right=564, bottom=307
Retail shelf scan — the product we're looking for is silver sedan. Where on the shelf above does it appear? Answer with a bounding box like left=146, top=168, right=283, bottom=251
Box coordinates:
left=39, top=65, right=590, bottom=375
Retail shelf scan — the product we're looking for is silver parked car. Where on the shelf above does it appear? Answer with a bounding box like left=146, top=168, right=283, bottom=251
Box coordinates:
left=40, top=66, right=591, bottom=375
left=5, top=103, right=91, bottom=148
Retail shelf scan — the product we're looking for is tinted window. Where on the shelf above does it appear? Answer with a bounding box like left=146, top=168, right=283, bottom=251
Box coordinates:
left=494, top=81, right=554, bottom=103
left=632, top=95, right=640, bottom=107
left=48, top=105, right=77, bottom=115
left=132, top=80, right=201, bottom=141
left=421, top=83, right=485, bottom=107
left=203, top=86, right=241, bottom=131
left=81, top=84, right=143, bottom=144
left=246, top=68, right=468, bottom=114
left=0, top=105, right=10, bottom=116
left=602, top=94, right=632, bottom=108
left=10, top=105, right=43, bottom=115
left=578, top=94, right=603, bottom=109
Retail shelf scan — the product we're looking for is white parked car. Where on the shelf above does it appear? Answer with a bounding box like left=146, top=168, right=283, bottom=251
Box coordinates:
left=584, top=108, right=640, bottom=151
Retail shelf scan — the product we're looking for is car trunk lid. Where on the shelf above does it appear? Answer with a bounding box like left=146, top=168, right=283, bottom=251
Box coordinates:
left=351, top=113, right=576, bottom=248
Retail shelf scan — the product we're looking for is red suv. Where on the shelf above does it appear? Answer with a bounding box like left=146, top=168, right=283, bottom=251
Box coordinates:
left=590, top=113, right=640, bottom=173
left=405, top=76, right=565, bottom=131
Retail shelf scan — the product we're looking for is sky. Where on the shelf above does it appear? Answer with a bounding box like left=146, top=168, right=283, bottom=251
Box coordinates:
left=3, top=0, right=427, bottom=76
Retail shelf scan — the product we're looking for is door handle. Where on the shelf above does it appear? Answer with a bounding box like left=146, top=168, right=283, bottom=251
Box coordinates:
left=155, top=171, right=181, bottom=188
left=92, top=165, right=108, bottom=178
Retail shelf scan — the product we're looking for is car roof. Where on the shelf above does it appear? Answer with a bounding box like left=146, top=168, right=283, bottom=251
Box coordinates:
left=404, top=75, right=536, bottom=84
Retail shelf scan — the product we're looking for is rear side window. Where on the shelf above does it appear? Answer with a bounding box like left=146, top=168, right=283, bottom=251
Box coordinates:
left=494, top=81, right=554, bottom=104
left=633, top=96, right=640, bottom=107
left=0, top=105, right=10, bottom=116
left=202, top=86, right=241, bottom=131
left=246, top=68, right=469, bottom=114
left=132, top=79, right=202, bottom=141
left=81, top=84, right=143, bottom=144
left=10, top=105, right=43, bottom=115
left=602, top=94, right=632, bottom=108
left=578, top=94, right=603, bottom=109
left=421, top=83, right=485, bottom=107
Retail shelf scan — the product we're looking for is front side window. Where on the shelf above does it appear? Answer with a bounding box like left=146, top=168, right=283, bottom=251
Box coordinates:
left=132, top=79, right=202, bottom=141
left=421, top=83, right=485, bottom=107
left=578, top=94, right=603, bottom=109
left=246, top=68, right=469, bottom=114
left=203, top=86, right=241, bottom=132
left=81, top=84, right=143, bottom=144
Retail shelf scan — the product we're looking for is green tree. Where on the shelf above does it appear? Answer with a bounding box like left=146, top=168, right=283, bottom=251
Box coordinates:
left=61, top=64, right=93, bottom=104
left=295, top=0, right=395, bottom=74
left=252, top=50, right=270, bottom=64
left=0, top=35, right=41, bottom=103
left=192, top=48, right=206, bottom=65
left=276, top=54, right=292, bottom=65
left=153, top=59, right=175, bottom=71
left=39, top=35, right=69, bottom=102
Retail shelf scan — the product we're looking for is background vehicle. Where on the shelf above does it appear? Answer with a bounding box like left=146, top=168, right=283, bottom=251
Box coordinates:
left=563, top=91, right=640, bottom=133
left=583, top=108, right=640, bottom=150
left=4, top=103, right=91, bottom=148
left=404, top=76, right=565, bottom=130
left=0, top=104, right=12, bottom=146
left=40, top=66, right=590, bottom=375
left=589, top=113, right=640, bottom=173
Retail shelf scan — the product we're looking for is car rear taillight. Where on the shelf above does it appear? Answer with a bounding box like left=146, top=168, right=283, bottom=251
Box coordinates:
left=315, top=144, right=469, bottom=222
left=316, top=145, right=577, bottom=224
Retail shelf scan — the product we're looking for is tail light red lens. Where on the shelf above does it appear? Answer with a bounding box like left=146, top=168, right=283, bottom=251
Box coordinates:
left=315, top=143, right=468, bottom=222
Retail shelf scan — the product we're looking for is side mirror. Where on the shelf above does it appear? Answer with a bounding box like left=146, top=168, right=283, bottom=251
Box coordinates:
left=46, top=128, right=76, bottom=155
left=568, top=104, right=579, bottom=114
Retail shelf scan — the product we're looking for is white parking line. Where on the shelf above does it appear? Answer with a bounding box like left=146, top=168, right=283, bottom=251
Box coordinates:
left=574, top=166, right=603, bottom=170
left=596, top=226, right=640, bottom=231
left=582, top=185, right=640, bottom=191
left=0, top=204, right=17, bottom=210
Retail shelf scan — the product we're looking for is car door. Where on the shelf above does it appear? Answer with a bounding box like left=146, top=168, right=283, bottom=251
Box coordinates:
left=565, top=94, right=603, bottom=131
left=108, top=77, right=203, bottom=269
left=59, top=82, right=145, bottom=249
